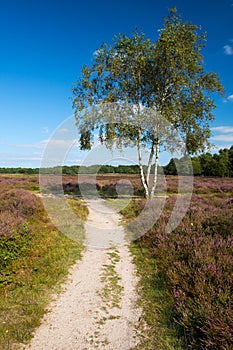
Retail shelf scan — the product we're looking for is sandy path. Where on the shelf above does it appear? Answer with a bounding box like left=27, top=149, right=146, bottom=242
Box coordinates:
left=22, top=199, right=140, bottom=350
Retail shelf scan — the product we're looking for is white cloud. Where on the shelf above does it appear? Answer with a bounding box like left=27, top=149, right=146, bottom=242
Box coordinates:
left=14, top=139, right=49, bottom=149
left=45, top=139, right=78, bottom=148
left=14, top=156, right=42, bottom=161
left=0, top=151, right=43, bottom=168
left=57, top=128, right=69, bottom=133
left=0, top=139, right=84, bottom=168
left=211, top=125, right=233, bottom=143
left=211, top=126, right=233, bottom=133
left=227, top=94, right=233, bottom=101
left=0, top=140, right=47, bottom=150
left=211, top=134, right=233, bottom=142
left=14, top=139, right=78, bottom=150
left=223, top=45, right=233, bottom=55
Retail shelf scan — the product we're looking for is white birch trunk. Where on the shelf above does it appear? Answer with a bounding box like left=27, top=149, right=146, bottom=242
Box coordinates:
left=150, top=139, right=160, bottom=198
left=137, top=129, right=149, bottom=198
left=146, top=139, right=155, bottom=189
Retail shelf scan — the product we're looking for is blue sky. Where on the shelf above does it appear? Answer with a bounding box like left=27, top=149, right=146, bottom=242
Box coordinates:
left=0, top=0, right=232, bottom=167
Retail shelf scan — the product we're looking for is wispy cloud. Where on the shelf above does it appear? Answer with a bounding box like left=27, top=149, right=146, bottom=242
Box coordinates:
left=211, top=126, right=233, bottom=133
left=57, top=128, right=69, bottom=133
left=223, top=44, right=233, bottom=55
left=211, top=134, right=233, bottom=142
left=42, top=127, right=69, bottom=136
left=211, top=125, right=233, bottom=143
left=223, top=94, right=233, bottom=103
left=14, top=139, right=49, bottom=149
left=13, top=156, right=42, bottom=161
left=14, top=139, right=78, bottom=150
left=0, top=151, right=43, bottom=167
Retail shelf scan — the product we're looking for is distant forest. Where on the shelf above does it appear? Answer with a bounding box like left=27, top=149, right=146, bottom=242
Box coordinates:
left=1, top=146, right=233, bottom=177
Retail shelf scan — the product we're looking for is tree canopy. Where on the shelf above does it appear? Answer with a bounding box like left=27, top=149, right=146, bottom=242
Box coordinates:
left=72, top=8, right=224, bottom=198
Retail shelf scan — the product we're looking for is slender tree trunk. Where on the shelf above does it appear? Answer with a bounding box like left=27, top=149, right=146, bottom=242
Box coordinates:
left=137, top=129, right=149, bottom=198
left=150, top=139, right=160, bottom=198
left=146, top=138, right=155, bottom=189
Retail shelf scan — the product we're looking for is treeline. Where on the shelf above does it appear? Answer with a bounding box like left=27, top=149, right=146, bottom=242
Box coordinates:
left=0, top=164, right=141, bottom=175
left=1, top=146, right=233, bottom=177
left=165, top=145, right=233, bottom=177
left=0, top=167, right=39, bottom=174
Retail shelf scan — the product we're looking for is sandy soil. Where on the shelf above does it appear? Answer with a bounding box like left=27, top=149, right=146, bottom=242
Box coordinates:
left=21, top=199, right=141, bottom=350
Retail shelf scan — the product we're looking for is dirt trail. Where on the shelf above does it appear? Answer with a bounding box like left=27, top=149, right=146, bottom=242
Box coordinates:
left=22, top=199, right=141, bottom=350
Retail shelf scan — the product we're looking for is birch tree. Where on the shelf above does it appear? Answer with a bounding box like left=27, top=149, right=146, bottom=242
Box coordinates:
left=72, top=8, right=224, bottom=198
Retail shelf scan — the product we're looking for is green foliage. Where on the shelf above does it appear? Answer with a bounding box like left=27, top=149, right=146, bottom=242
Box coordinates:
left=73, top=9, right=224, bottom=141
left=0, top=164, right=149, bottom=175
left=0, top=167, right=39, bottom=174
left=72, top=8, right=224, bottom=198
left=164, top=146, right=233, bottom=177
left=191, top=157, right=202, bottom=176
left=164, top=159, right=178, bottom=176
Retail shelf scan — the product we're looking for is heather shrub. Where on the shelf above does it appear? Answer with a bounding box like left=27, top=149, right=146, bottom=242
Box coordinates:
left=193, top=177, right=233, bottom=194
left=202, top=209, right=233, bottom=238
left=158, top=203, right=231, bottom=348
left=130, top=193, right=233, bottom=349
left=0, top=175, right=38, bottom=190
left=0, top=187, right=41, bottom=282
left=0, top=212, right=24, bottom=237
left=163, top=228, right=232, bottom=349
left=63, top=182, right=81, bottom=195
left=0, top=188, right=39, bottom=218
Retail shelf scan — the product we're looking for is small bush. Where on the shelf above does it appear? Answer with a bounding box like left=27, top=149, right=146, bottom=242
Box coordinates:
left=0, top=188, right=39, bottom=218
